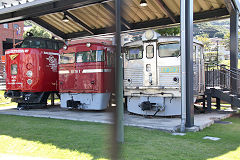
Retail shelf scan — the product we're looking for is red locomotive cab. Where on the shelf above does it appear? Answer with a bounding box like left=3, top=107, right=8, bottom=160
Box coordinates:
left=4, top=37, right=64, bottom=109
left=59, top=43, right=115, bottom=110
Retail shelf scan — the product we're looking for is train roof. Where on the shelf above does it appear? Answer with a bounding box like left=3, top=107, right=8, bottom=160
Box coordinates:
left=124, top=36, right=203, bottom=47
left=65, top=42, right=115, bottom=48
left=24, top=36, right=63, bottom=42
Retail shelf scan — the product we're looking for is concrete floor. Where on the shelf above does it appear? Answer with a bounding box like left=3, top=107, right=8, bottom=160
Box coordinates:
left=0, top=105, right=233, bottom=132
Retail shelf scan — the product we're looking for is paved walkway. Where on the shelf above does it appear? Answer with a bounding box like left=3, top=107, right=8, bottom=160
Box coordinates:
left=0, top=106, right=233, bottom=132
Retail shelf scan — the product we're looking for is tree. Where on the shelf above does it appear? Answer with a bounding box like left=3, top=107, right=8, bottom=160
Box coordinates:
left=214, top=32, right=224, bottom=38
left=195, top=34, right=212, bottom=51
left=223, top=32, right=240, bottom=51
left=156, top=27, right=180, bottom=36
left=23, top=22, right=52, bottom=39
left=193, top=20, right=229, bottom=38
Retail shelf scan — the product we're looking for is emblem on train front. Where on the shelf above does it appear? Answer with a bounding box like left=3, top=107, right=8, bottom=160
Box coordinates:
left=9, top=54, right=18, bottom=60
left=46, top=55, right=57, bottom=72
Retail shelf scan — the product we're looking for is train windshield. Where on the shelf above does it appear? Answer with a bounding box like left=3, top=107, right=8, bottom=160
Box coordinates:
left=127, top=47, right=143, bottom=60
left=159, top=43, right=180, bottom=58
left=19, top=38, right=64, bottom=50
left=76, top=50, right=105, bottom=63
left=60, top=53, right=75, bottom=64
left=20, top=39, right=46, bottom=49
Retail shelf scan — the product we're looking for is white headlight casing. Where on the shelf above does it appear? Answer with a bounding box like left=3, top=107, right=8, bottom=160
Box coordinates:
left=145, top=30, right=154, bottom=40
left=27, top=79, right=32, bottom=85
left=63, top=45, right=68, bottom=50
left=146, top=64, right=151, bottom=72
left=86, top=42, right=91, bottom=47
left=26, top=71, right=33, bottom=77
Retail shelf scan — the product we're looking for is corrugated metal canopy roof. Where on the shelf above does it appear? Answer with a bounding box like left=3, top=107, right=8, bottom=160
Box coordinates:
left=0, top=0, right=239, bottom=39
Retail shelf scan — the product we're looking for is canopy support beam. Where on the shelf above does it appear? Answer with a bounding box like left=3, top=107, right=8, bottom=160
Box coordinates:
left=31, top=17, right=66, bottom=39
left=102, top=3, right=131, bottom=29
left=156, top=0, right=176, bottom=23
left=65, top=11, right=94, bottom=35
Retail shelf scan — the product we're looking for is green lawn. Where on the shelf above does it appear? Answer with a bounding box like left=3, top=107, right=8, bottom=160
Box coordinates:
left=0, top=91, right=17, bottom=107
left=0, top=115, right=239, bottom=160
left=220, top=60, right=240, bottom=69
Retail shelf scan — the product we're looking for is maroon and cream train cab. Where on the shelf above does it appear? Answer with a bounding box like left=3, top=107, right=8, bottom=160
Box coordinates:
left=4, top=36, right=64, bottom=109
left=59, top=42, right=115, bottom=110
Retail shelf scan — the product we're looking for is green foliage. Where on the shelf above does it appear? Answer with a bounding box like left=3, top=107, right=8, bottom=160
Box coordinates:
left=23, top=24, right=52, bottom=39
left=204, top=51, right=223, bottom=65
left=156, top=27, right=180, bottom=36
left=193, top=20, right=229, bottom=38
left=24, top=20, right=32, bottom=27
left=220, top=60, right=240, bottom=69
left=214, top=32, right=224, bottom=38
left=195, top=34, right=212, bottom=51
left=223, top=32, right=240, bottom=51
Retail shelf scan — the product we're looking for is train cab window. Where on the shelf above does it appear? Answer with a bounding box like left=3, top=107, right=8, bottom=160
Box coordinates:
left=11, top=64, right=18, bottom=75
left=76, top=50, right=104, bottom=63
left=146, top=45, right=154, bottom=58
left=58, top=42, right=64, bottom=50
left=127, top=47, right=143, bottom=60
left=60, top=52, right=75, bottom=64
left=158, top=43, right=180, bottom=58
left=46, top=41, right=54, bottom=50
left=96, top=50, right=105, bottom=62
left=52, top=42, right=59, bottom=50
left=20, top=39, right=46, bottom=49
left=107, top=51, right=114, bottom=66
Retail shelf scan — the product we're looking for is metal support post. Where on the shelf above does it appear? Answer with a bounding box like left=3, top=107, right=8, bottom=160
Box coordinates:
left=180, top=0, right=194, bottom=128
left=115, top=0, right=124, bottom=144
left=230, top=10, right=239, bottom=94
left=111, top=0, right=124, bottom=159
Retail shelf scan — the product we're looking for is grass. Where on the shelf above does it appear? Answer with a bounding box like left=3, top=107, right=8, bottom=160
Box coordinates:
left=0, top=91, right=17, bottom=107
left=0, top=115, right=239, bottom=159
left=220, top=60, right=240, bottom=69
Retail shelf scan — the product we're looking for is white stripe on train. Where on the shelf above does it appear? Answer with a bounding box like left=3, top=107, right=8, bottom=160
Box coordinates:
left=82, top=69, right=111, bottom=73
left=59, top=69, right=112, bottom=74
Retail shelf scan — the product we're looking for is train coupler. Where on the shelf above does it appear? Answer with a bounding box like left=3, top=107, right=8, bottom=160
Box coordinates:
left=139, top=101, right=165, bottom=112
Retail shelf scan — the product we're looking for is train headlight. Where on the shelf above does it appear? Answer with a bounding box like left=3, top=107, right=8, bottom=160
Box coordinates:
left=63, top=45, right=68, bottom=50
left=146, top=64, right=151, bottom=72
left=86, top=42, right=91, bottom=47
left=27, top=79, right=32, bottom=85
left=26, top=63, right=33, bottom=70
left=11, top=64, right=18, bottom=75
left=173, top=77, right=179, bottom=83
left=145, top=30, right=154, bottom=40
left=26, top=71, right=33, bottom=77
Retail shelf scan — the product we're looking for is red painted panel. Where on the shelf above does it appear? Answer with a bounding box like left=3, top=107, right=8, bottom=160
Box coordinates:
left=5, top=48, right=59, bottom=92
left=59, top=43, right=115, bottom=94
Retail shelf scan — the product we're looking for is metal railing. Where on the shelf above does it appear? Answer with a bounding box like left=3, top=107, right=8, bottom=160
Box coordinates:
left=205, top=62, right=240, bottom=94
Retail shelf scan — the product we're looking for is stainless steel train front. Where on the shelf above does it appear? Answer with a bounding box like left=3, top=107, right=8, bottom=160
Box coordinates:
left=123, top=30, right=205, bottom=116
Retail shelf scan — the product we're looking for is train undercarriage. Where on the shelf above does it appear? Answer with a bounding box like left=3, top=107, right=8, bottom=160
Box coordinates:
left=4, top=90, right=57, bottom=109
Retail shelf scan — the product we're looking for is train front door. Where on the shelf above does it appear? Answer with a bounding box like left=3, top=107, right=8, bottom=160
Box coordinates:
left=143, top=42, right=157, bottom=87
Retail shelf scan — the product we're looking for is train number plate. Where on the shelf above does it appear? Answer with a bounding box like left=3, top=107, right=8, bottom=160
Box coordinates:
left=160, top=66, right=179, bottom=73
